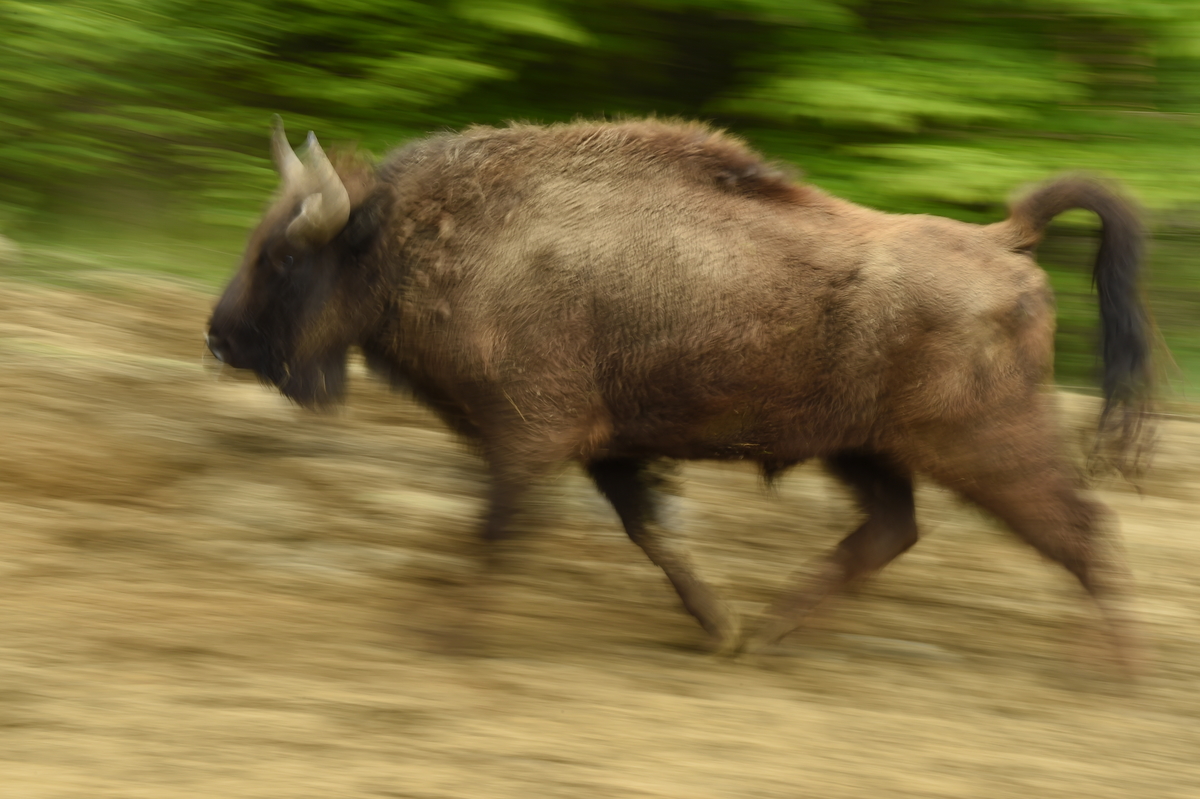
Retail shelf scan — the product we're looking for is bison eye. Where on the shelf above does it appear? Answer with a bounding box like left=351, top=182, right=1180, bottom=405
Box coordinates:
left=283, top=255, right=294, bottom=268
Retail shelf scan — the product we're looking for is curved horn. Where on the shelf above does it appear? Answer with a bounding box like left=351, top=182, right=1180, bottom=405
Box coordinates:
left=285, top=131, right=351, bottom=246
left=270, top=115, right=305, bottom=190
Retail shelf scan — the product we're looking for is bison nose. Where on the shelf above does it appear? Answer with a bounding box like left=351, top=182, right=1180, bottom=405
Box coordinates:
left=205, top=332, right=227, bottom=363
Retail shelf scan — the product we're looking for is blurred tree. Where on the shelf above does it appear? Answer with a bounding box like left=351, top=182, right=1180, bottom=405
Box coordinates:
left=0, top=0, right=586, bottom=223
left=4, top=0, right=1199, bottom=217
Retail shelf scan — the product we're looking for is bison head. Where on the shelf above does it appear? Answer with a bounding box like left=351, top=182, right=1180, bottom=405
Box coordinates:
left=207, top=118, right=382, bottom=408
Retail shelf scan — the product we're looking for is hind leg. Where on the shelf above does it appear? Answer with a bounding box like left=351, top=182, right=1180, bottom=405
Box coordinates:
left=747, top=450, right=918, bottom=651
left=588, top=458, right=740, bottom=653
left=953, top=467, right=1140, bottom=674
left=918, top=412, right=1144, bottom=674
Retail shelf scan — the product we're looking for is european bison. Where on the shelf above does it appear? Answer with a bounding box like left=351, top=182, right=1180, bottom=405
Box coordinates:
left=207, top=117, right=1153, bottom=668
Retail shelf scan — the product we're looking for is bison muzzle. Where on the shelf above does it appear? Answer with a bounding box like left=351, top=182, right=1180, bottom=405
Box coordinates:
left=208, top=116, right=1154, bottom=671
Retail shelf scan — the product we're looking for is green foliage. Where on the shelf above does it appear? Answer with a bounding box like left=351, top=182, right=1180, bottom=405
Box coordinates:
left=5, top=0, right=1199, bottom=218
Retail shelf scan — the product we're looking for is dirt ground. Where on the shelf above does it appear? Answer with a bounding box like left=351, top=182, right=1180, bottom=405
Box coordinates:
left=1, top=273, right=1199, bottom=799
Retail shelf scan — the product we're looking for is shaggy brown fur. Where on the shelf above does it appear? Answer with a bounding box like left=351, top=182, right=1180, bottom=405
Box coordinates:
left=208, top=118, right=1153, bottom=670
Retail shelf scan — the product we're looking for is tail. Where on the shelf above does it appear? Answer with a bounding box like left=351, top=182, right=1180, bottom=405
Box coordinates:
left=989, top=176, right=1154, bottom=475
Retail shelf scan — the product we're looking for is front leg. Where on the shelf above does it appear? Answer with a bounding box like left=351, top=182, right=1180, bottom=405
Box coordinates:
left=588, top=458, right=741, bottom=653
left=430, top=461, right=534, bottom=657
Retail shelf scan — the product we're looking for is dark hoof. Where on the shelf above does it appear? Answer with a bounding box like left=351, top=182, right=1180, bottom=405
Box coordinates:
left=699, top=606, right=742, bottom=656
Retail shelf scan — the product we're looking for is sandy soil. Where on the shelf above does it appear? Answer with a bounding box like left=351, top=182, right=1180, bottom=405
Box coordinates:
left=1, top=273, right=1198, bottom=798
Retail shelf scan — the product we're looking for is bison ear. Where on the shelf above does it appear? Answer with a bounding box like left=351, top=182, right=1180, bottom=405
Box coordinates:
left=341, top=192, right=384, bottom=253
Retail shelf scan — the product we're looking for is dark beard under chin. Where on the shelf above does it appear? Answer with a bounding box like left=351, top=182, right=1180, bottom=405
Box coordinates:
left=267, top=351, right=349, bottom=410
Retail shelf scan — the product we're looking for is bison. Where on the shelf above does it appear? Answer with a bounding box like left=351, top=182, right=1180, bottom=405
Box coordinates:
left=207, top=116, right=1153, bottom=668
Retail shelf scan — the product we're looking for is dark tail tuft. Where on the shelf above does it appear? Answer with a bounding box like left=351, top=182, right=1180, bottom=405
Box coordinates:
left=991, top=175, right=1154, bottom=476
